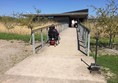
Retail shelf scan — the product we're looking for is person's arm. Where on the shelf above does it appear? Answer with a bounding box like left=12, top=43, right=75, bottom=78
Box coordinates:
left=56, top=29, right=59, bottom=35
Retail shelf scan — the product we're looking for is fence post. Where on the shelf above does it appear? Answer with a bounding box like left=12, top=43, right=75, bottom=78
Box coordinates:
left=61, top=24, right=63, bottom=32
left=46, top=28, right=49, bottom=42
left=85, top=30, right=88, bottom=54
left=40, top=29, right=44, bottom=47
left=32, top=32, right=35, bottom=54
left=80, top=26, right=82, bottom=39
left=59, top=25, right=61, bottom=32
left=87, top=32, right=90, bottom=56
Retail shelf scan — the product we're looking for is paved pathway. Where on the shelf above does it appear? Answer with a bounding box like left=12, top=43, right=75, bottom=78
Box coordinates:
left=0, top=28, right=106, bottom=83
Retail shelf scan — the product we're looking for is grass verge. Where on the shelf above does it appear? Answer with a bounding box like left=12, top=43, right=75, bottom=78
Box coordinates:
left=93, top=55, right=118, bottom=83
left=0, top=32, right=47, bottom=42
left=90, top=37, right=118, bottom=83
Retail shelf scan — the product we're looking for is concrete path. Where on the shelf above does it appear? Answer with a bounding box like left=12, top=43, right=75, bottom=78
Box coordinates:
left=0, top=28, right=106, bottom=83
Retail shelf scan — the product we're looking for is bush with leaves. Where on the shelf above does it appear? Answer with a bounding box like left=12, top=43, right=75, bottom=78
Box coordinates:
left=91, top=0, right=118, bottom=48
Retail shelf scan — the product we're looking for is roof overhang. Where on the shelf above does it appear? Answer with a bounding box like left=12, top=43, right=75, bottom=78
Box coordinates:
left=23, top=9, right=88, bottom=19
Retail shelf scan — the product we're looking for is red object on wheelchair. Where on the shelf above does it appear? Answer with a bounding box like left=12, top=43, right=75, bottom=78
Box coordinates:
left=49, top=38, right=55, bottom=45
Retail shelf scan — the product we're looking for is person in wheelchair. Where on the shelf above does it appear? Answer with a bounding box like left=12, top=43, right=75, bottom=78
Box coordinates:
left=48, top=25, right=59, bottom=45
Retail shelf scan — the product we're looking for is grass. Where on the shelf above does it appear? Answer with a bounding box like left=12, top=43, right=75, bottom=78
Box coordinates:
left=90, top=37, right=118, bottom=45
left=0, top=32, right=47, bottom=42
left=0, top=32, right=30, bottom=42
left=90, top=37, right=118, bottom=51
left=90, top=37, right=118, bottom=83
left=97, top=55, right=118, bottom=83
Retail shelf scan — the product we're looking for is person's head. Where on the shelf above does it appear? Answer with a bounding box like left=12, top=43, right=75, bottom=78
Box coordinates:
left=52, top=26, right=55, bottom=29
left=51, top=24, right=55, bottom=29
left=49, top=26, right=52, bottom=29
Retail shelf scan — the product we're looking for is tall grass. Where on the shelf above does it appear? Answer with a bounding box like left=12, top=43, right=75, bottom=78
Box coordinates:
left=0, top=21, right=58, bottom=35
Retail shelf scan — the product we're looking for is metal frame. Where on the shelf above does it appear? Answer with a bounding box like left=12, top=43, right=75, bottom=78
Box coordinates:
left=77, top=23, right=90, bottom=56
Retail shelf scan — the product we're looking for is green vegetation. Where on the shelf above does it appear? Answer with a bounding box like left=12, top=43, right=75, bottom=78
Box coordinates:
left=90, top=37, right=118, bottom=46
left=0, top=32, right=30, bottom=42
left=97, top=55, right=118, bottom=83
left=0, top=9, right=56, bottom=45
left=90, top=36, right=118, bottom=83
left=0, top=32, right=47, bottom=42
left=99, top=38, right=118, bottom=44
left=89, top=0, right=118, bottom=49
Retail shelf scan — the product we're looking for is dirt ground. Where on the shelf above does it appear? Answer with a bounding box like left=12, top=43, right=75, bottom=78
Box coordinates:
left=0, top=40, right=32, bottom=75
left=97, top=48, right=118, bottom=56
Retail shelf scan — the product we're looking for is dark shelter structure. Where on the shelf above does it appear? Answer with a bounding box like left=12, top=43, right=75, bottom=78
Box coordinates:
left=23, top=9, right=88, bottom=27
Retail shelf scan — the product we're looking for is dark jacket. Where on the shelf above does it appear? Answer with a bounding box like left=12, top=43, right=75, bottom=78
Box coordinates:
left=48, top=27, right=59, bottom=40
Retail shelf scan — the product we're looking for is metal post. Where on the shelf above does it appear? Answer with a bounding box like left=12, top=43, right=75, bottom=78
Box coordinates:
left=59, top=25, right=61, bottom=31
left=40, top=29, right=44, bottom=47
left=77, top=24, right=79, bottom=31
left=62, top=24, right=64, bottom=31
left=64, top=24, right=67, bottom=30
left=82, top=28, right=84, bottom=41
left=87, top=32, right=90, bottom=56
left=59, top=25, right=61, bottom=32
left=32, top=32, right=35, bottom=54
left=61, top=25, right=63, bottom=32
left=83, top=29, right=85, bottom=41
left=95, top=33, right=99, bottom=63
left=79, top=25, right=81, bottom=39
left=46, top=28, right=49, bottom=43
left=57, top=25, right=60, bottom=33
left=80, top=26, right=83, bottom=40
left=85, top=30, right=88, bottom=54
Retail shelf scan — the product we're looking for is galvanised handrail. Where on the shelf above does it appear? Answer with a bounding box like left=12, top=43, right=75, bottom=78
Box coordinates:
left=31, top=23, right=68, bottom=54
left=77, top=23, right=90, bottom=56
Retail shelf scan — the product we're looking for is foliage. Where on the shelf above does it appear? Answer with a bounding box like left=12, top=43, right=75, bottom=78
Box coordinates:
left=90, top=0, right=118, bottom=48
left=0, top=8, right=54, bottom=43
left=0, top=16, right=17, bottom=30
left=12, top=11, right=41, bottom=30
left=0, top=8, right=51, bottom=31
left=90, top=37, right=118, bottom=52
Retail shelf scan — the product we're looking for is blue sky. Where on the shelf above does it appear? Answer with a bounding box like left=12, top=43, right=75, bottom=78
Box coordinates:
left=0, top=0, right=118, bottom=16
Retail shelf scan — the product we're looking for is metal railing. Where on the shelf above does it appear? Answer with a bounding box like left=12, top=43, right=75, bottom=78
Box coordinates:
left=77, top=23, right=90, bottom=56
left=31, top=23, right=68, bottom=54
